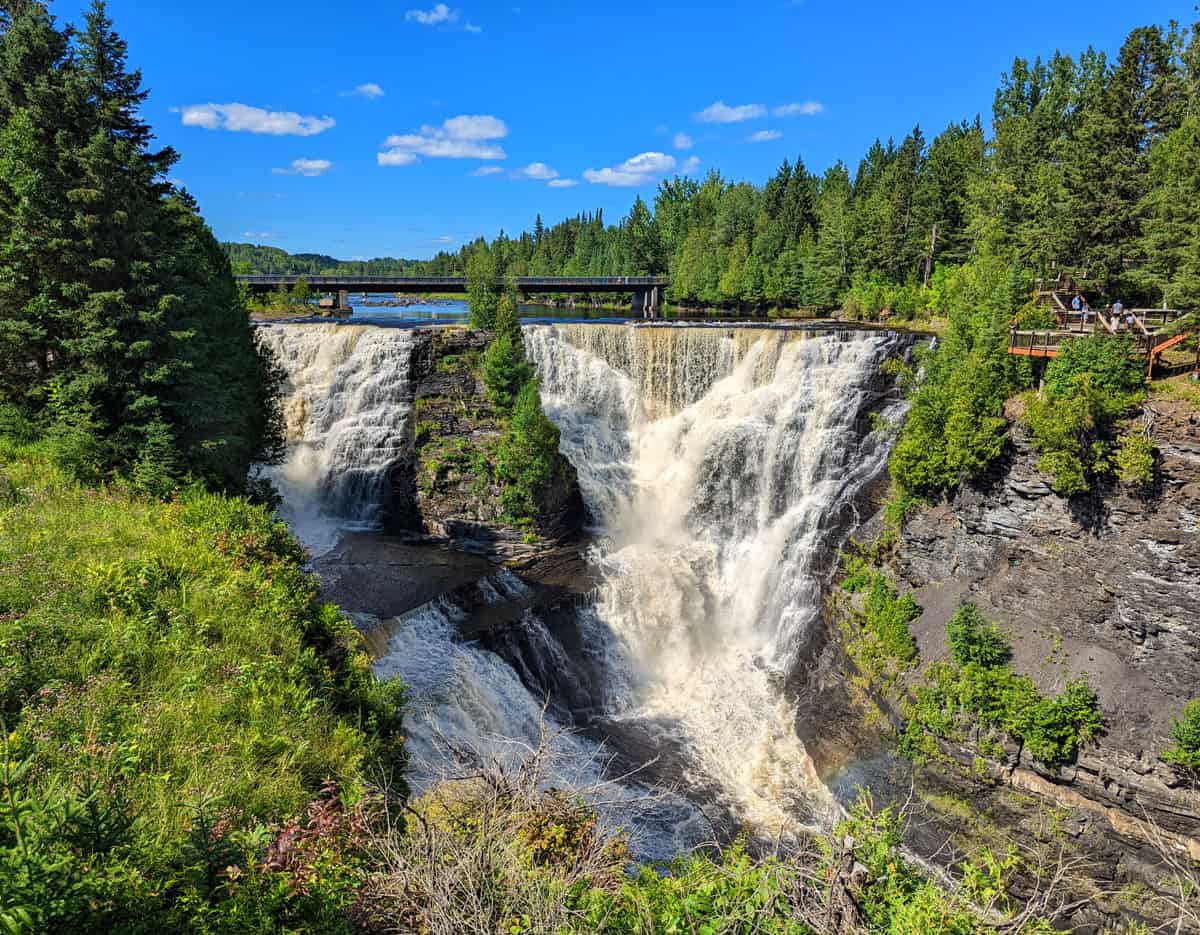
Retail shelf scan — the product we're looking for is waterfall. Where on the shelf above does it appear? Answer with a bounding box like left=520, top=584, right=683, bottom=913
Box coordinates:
left=526, top=323, right=904, bottom=830
left=255, top=324, right=415, bottom=554
left=260, top=319, right=906, bottom=846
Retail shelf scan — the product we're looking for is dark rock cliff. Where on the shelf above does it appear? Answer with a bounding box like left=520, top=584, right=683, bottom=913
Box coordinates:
left=381, top=328, right=587, bottom=576
left=861, top=395, right=1200, bottom=928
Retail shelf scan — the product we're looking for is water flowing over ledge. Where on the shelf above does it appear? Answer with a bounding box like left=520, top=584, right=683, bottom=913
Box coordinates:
left=525, top=324, right=906, bottom=829
left=256, top=324, right=415, bottom=555
left=259, top=321, right=909, bottom=848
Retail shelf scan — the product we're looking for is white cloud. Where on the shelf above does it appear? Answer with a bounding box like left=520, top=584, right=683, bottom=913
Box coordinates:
left=583, top=151, right=676, bottom=187
left=464, top=22, right=482, bottom=32
left=406, top=3, right=457, bottom=24
left=681, top=156, right=702, bottom=173
left=747, top=129, right=783, bottom=143
left=378, top=150, right=420, bottom=166
left=440, top=114, right=506, bottom=140
left=242, top=231, right=274, bottom=240
left=431, top=235, right=455, bottom=244
left=774, top=100, right=823, bottom=117
left=378, top=114, right=508, bottom=165
left=471, top=165, right=504, bottom=176
left=548, top=178, right=579, bottom=188
left=511, top=162, right=559, bottom=181
left=672, top=132, right=694, bottom=150
left=272, top=158, right=333, bottom=176
left=345, top=82, right=385, bottom=99
left=695, top=100, right=766, bottom=123
left=175, top=103, right=335, bottom=136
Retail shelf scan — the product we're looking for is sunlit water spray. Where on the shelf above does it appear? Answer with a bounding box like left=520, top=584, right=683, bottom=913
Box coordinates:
left=255, top=324, right=414, bottom=555
left=526, top=324, right=903, bottom=831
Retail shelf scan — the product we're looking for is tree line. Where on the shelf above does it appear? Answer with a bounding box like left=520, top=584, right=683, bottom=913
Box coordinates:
left=227, top=18, right=1200, bottom=314
left=0, top=0, right=280, bottom=495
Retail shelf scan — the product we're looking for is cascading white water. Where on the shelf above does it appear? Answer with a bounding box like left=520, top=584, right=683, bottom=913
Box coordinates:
left=526, top=323, right=904, bottom=830
left=260, top=319, right=905, bottom=847
left=255, top=324, right=414, bottom=554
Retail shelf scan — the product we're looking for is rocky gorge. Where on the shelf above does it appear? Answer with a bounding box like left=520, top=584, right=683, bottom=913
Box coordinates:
left=256, top=319, right=1199, bottom=927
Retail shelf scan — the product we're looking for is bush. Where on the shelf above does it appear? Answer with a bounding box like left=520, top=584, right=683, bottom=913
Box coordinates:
left=946, top=603, right=1011, bottom=668
left=902, top=612, right=1103, bottom=769
left=863, top=574, right=920, bottom=664
left=1115, top=433, right=1156, bottom=488
left=1044, top=335, right=1146, bottom=402
left=1161, top=699, right=1200, bottom=772
left=495, top=380, right=563, bottom=524
left=1018, top=679, right=1104, bottom=767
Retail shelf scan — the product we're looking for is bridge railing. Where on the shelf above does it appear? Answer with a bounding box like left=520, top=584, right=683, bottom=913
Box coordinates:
left=235, top=274, right=669, bottom=288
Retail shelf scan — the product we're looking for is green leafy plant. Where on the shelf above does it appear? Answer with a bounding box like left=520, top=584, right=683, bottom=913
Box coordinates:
left=1161, top=699, right=1200, bottom=772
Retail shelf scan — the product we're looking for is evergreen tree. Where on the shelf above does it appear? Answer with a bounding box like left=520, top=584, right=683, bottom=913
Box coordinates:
left=481, top=293, right=532, bottom=411
left=0, top=1, right=280, bottom=493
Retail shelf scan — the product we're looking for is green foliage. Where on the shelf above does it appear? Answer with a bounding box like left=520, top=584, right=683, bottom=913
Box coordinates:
left=1115, top=433, right=1156, bottom=488
left=481, top=294, right=533, bottom=410
left=1044, top=335, right=1146, bottom=402
left=0, top=448, right=403, bottom=931
left=946, top=603, right=1011, bottom=668
left=1022, top=336, right=1147, bottom=495
left=496, top=380, right=562, bottom=524
left=889, top=257, right=1031, bottom=496
left=840, top=561, right=920, bottom=688
left=1161, top=699, right=1200, bottom=772
left=902, top=608, right=1103, bottom=769
left=0, top=3, right=282, bottom=496
left=465, top=242, right=500, bottom=328
left=862, top=574, right=920, bottom=664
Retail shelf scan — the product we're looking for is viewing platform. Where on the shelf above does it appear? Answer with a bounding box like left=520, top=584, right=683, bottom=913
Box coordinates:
left=1008, top=308, right=1198, bottom=378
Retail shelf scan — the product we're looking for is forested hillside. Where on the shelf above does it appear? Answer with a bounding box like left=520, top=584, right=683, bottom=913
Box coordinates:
left=228, top=20, right=1200, bottom=314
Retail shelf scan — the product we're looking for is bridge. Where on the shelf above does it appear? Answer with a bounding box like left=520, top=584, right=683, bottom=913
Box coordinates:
left=235, top=275, right=671, bottom=316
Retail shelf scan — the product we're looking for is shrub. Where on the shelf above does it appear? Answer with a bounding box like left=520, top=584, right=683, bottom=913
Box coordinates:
left=1018, top=679, right=1104, bottom=767
left=1115, top=433, right=1156, bottom=488
left=495, top=380, right=562, bottom=524
left=1044, top=335, right=1146, bottom=402
left=481, top=294, right=532, bottom=411
left=863, top=574, right=920, bottom=664
left=1161, top=699, right=1200, bottom=772
left=946, top=603, right=1011, bottom=668
left=902, top=614, right=1103, bottom=769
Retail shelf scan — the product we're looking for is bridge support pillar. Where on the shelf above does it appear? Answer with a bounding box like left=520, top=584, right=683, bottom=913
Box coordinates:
left=337, top=289, right=349, bottom=310
left=633, top=288, right=660, bottom=319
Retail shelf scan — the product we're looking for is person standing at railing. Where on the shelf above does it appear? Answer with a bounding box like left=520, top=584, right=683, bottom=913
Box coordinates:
left=1111, top=298, right=1124, bottom=330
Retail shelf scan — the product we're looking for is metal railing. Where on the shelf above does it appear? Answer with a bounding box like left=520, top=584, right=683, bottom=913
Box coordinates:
left=235, top=274, right=669, bottom=289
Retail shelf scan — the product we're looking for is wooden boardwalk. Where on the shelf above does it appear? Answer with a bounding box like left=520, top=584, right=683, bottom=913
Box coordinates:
left=1008, top=308, right=1198, bottom=378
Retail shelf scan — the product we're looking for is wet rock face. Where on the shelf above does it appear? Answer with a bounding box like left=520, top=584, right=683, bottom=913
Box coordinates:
left=383, top=328, right=588, bottom=564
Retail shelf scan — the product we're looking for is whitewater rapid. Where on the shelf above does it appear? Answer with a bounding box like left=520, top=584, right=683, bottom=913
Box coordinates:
left=255, top=324, right=414, bottom=554
left=526, top=324, right=904, bottom=829
left=259, top=321, right=904, bottom=846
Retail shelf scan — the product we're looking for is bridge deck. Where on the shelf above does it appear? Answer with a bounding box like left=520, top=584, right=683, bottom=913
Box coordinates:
left=236, top=274, right=669, bottom=294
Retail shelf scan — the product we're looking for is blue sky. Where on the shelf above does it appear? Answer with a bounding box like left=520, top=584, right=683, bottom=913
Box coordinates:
left=53, top=0, right=1193, bottom=259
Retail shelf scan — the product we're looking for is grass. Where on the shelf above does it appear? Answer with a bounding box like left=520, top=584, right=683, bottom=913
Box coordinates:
left=0, top=442, right=403, bottom=930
